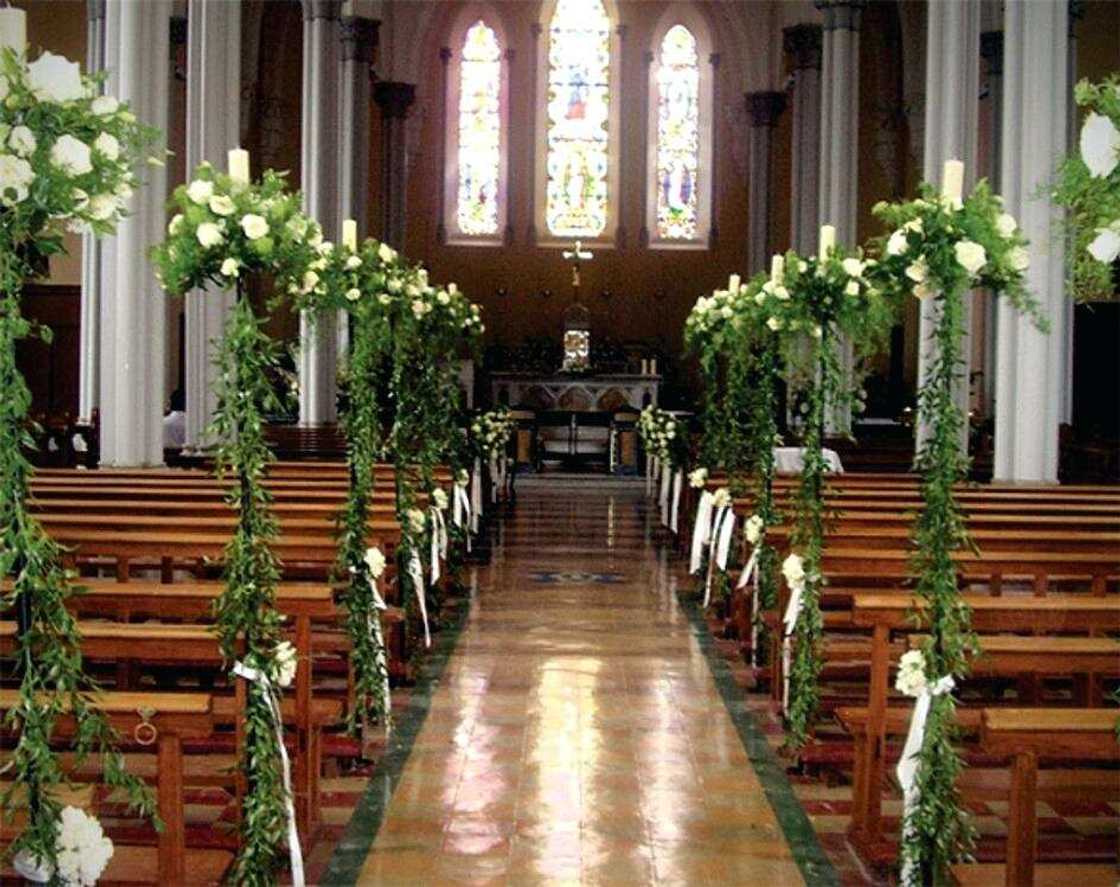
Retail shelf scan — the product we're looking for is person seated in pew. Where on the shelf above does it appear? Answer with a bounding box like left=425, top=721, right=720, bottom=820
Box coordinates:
left=162, top=388, right=186, bottom=453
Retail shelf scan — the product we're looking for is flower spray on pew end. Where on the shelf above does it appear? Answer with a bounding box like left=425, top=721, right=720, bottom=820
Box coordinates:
left=870, top=166, right=1040, bottom=884
left=1053, top=76, right=1120, bottom=302
left=153, top=159, right=321, bottom=886
left=769, top=233, right=897, bottom=751
left=0, top=44, right=162, bottom=875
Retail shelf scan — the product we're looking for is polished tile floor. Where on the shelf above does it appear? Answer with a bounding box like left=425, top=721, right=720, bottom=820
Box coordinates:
left=354, top=483, right=805, bottom=885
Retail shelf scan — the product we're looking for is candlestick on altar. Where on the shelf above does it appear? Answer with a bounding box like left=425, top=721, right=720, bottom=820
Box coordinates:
left=0, top=6, right=26, bottom=53
left=342, top=218, right=358, bottom=251
left=818, top=225, right=836, bottom=261
left=941, top=159, right=964, bottom=205
left=228, top=148, right=250, bottom=185
left=770, top=254, right=784, bottom=284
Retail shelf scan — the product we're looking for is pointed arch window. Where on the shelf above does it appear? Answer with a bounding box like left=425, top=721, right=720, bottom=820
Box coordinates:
left=646, top=13, right=713, bottom=248
left=443, top=13, right=508, bottom=245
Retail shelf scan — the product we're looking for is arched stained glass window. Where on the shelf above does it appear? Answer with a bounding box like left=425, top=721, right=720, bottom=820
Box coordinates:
left=545, top=0, right=612, bottom=238
left=456, top=20, right=502, bottom=237
left=654, top=25, right=700, bottom=241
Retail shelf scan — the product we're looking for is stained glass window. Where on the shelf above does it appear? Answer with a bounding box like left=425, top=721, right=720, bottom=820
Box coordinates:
left=654, top=25, right=700, bottom=241
left=545, top=0, right=611, bottom=238
left=456, top=20, right=502, bottom=237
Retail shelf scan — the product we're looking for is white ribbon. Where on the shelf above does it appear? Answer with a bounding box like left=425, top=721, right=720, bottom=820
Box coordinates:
left=781, top=581, right=805, bottom=716
left=429, top=507, right=447, bottom=585
left=658, top=463, right=671, bottom=525
left=702, top=505, right=733, bottom=607
left=714, top=510, right=736, bottom=571
left=470, top=457, right=482, bottom=533
left=232, top=661, right=305, bottom=887
left=669, top=470, right=684, bottom=534
left=737, top=544, right=762, bottom=666
left=453, top=482, right=472, bottom=552
left=897, top=675, right=957, bottom=886
left=360, top=567, right=392, bottom=736
left=689, top=491, right=715, bottom=574
left=408, top=551, right=431, bottom=648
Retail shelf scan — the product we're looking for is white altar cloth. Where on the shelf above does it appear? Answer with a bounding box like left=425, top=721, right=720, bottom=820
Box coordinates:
left=773, top=446, right=844, bottom=474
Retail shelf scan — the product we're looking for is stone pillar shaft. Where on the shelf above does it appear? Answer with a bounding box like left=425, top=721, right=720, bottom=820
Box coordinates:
left=99, top=0, right=171, bottom=465
left=184, top=0, right=240, bottom=451
left=746, top=91, right=785, bottom=275
left=994, top=0, right=1068, bottom=482
left=817, top=1, right=862, bottom=244
left=980, top=30, right=1004, bottom=418
left=783, top=24, right=822, bottom=255
left=374, top=80, right=416, bottom=251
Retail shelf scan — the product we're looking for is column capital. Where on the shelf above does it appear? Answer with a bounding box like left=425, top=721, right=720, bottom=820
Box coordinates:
left=340, top=16, right=378, bottom=63
left=980, top=30, right=1003, bottom=75
left=374, top=80, right=416, bottom=120
left=301, top=0, right=341, bottom=22
left=746, top=90, right=786, bottom=128
left=87, top=0, right=106, bottom=23
left=783, top=24, right=822, bottom=70
left=815, top=0, right=867, bottom=32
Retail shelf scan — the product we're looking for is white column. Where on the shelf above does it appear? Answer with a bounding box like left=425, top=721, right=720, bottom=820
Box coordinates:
left=783, top=24, right=822, bottom=255
left=98, top=0, right=171, bottom=466
left=335, top=15, right=377, bottom=359
left=79, top=0, right=106, bottom=423
left=298, top=0, right=341, bottom=426
left=183, top=0, right=240, bottom=452
left=994, top=0, right=1068, bottom=483
left=916, top=0, right=980, bottom=456
left=980, top=30, right=1003, bottom=419
left=746, top=91, right=785, bottom=275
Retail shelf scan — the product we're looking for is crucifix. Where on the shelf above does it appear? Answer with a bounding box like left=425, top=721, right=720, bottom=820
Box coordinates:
left=562, top=239, right=594, bottom=300
left=560, top=240, right=594, bottom=373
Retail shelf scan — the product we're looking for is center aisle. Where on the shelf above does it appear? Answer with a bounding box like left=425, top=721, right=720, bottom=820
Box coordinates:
left=335, top=481, right=824, bottom=885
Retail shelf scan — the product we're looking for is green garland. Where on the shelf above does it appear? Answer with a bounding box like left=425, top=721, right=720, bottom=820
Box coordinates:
left=1053, top=76, right=1120, bottom=302
left=0, top=46, right=161, bottom=873
left=152, top=164, right=320, bottom=885
left=872, top=180, right=1040, bottom=882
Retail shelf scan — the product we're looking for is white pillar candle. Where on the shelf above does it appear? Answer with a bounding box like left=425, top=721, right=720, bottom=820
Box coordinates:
left=641, top=359, right=649, bottom=375
left=728, top=273, right=741, bottom=292
left=941, top=159, right=964, bottom=204
left=228, top=148, right=250, bottom=185
left=770, top=254, right=785, bottom=284
left=818, top=224, right=836, bottom=261
left=342, top=218, right=357, bottom=251
left=651, top=358, right=658, bottom=375
left=0, top=7, right=26, bottom=53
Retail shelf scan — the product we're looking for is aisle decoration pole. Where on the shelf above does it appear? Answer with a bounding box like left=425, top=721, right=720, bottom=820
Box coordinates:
left=153, top=155, right=321, bottom=885
left=871, top=160, right=1041, bottom=883
left=0, top=37, right=162, bottom=879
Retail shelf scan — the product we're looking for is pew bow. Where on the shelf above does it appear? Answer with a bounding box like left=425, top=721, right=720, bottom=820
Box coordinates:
left=658, top=462, right=671, bottom=526
left=453, top=482, right=472, bottom=552
left=689, top=491, right=715, bottom=574
left=231, top=661, right=305, bottom=887
left=737, top=544, right=762, bottom=667
left=702, top=505, right=732, bottom=608
left=470, top=458, right=482, bottom=534
left=407, top=551, right=431, bottom=648
left=429, top=506, right=447, bottom=584
left=669, top=470, right=684, bottom=534
left=781, top=581, right=804, bottom=716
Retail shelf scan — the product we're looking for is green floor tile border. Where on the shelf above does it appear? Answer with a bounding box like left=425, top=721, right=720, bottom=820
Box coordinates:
left=321, top=595, right=471, bottom=886
left=675, top=591, right=840, bottom=886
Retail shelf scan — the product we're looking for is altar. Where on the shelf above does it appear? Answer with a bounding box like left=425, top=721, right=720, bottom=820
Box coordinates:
left=490, top=371, right=660, bottom=413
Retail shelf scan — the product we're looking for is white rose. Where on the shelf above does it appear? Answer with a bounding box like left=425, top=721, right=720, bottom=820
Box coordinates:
left=841, top=257, right=864, bottom=278
left=905, top=256, right=928, bottom=284
left=93, top=131, right=119, bottom=161
left=411, top=300, right=426, bottom=318
left=408, top=508, right=426, bottom=534
left=49, top=134, right=92, bottom=176
left=240, top=213, right=268, bottom=240
left=379, top=293, right=392, bottom=305
left=894, top=649, right=928, bottom=698
left=168, top=213, right=184, bottom=235
left=88, top=193, right=115, bottom=220
left=767, top=316, right=782, bottom=332
left=209, top=194, right=236, bottom=216
left=196, top=222, right=224, bottom=248
left=782, top=553, right=805, bottom=588
left=364, top=546, right=387, bottom=579
left=1006, top=245, right=1030, bottom=272
left=345, top=287, right=361, bottom=301
left=432, top=488, right=449, bottom=511
left=688, top=467, right=708, bottom=489
left=844, top=281, right=860, bottom=296
left=346, top=255, right=362, bottom=270
left=1079, top=111, right=1120, bottom=178
left=300, top=271, right=320, bottom=294
left=187, top=179, right=214, bottom=205
left=1087, top=225, right=1120, bottom=264
left=0, top=154, right=34, bottom=205
left=220, top=257, right=240, bottom=277
left=91, top=95, right=119, bottom=115
left=378, top=242, right=397, bottom=264
left=995, top=212, right=1017, bottom=238
left=712, top=488, right=732, bottom=509
left=954, top=239, right=987, bottom=276
left=811, top=324, right=823, bottom=339
left=886, top=229, right=908, bottom=256
left=7, top=126, right=35, bottom=158
left=745, top=514, right=764, bottom=546
left=274, top=640, right=298, bottom=688
left=720, top=305, right=733, bottom=319
left=27, top=51, right=85, bottom=103
left=286, top=216, right=308, bottom=239
left=438, top=290, right=451, bottom=305
left=914, top=282, right=937, bottom=300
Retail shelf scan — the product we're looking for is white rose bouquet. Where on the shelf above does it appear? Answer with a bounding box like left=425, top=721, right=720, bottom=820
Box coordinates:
left=470, top=409, right=514, bottom=460
left=14, top=805, right=115, bottom=886
left=637, top=406, right=686, bottom=468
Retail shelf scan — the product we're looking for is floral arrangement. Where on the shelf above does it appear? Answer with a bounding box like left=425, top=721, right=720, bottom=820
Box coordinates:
left=153, top=160, right=321, bottom=885
left=687, top=467, right=708, bottom=489
left=469, top=408, right=514, bottom=461
left=637, top=406, right=687, bottom=468
left=0, top=44, right=160, bottom=872
left=1053, top=76, right=1120, bottom=301
left=14, top=804, right=115, bottom=886
left=871, top=170, right=1038, bottom=883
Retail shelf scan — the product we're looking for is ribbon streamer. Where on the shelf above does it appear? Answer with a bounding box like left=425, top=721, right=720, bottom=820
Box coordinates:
left=689, top=491, right=715, bottom=574
left=781, top=581, right=804, bottom=717
left=408, top=551, right=431, bottom=648
left=897, top=675, right=956, bottom=886
left=669, top=470, right=684, bottom=534
left=714, top=510, right=736, bottom=571
left=658, top=463, right=671, bottom=526
left=737, top=545, right=762, bottom=666
left=646, top=454, right=658, bottom=496
left=363, top=566, right=392, bottom=735
left=470, top=458, right=482, bottom=534
left=702, top=506, right=732, bottom=607
left=429, top=507, right=447, bottom=584
left=232, top=661, right=305, bottom=887
left=453, top=482, right=472, bottom=552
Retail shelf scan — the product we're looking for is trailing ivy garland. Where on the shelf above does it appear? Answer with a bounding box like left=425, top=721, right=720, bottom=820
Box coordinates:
left=0, top=46, right=161, bottom=875
left=152, top=163, right=320, bottom=885
left=872, top=179, right=1039, bottom=884
left=773, top=241, right=895, bottom=750
left=1053, top=76, right=1120, bottom=302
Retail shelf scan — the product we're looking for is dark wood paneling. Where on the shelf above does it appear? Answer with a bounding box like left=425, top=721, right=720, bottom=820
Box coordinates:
left=17, top=283, right=80, bottom=420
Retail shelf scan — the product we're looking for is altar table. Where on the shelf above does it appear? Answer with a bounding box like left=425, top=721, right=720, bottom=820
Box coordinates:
left=491, top=372, right=660, bottom=413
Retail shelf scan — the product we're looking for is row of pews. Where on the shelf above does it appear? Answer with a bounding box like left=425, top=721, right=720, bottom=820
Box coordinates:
left=1, top=461, right=470, bottom=885
left=681, top=471, right=1120, bottom=885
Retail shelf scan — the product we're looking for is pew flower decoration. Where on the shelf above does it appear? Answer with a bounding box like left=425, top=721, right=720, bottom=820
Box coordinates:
left=0, top=45, right=160, bottom=873
left=273, top=641, right=298, bottom=689
left=744, top=513, right=764, bottom=546
left=637, top=406, right=687, bottom=469
left=470, top=409, right=515, bottom=461
left=15, top=804, right=115, bottom=886
left=711, top=487, right=732, bottom=510
left=1054, top=76, right=1120, bottom=301
left=688, top=467, right=708, bottom=488
left=894, top=650, right=929, bottom=697
left=871, top=166, right=1039, bottom=883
